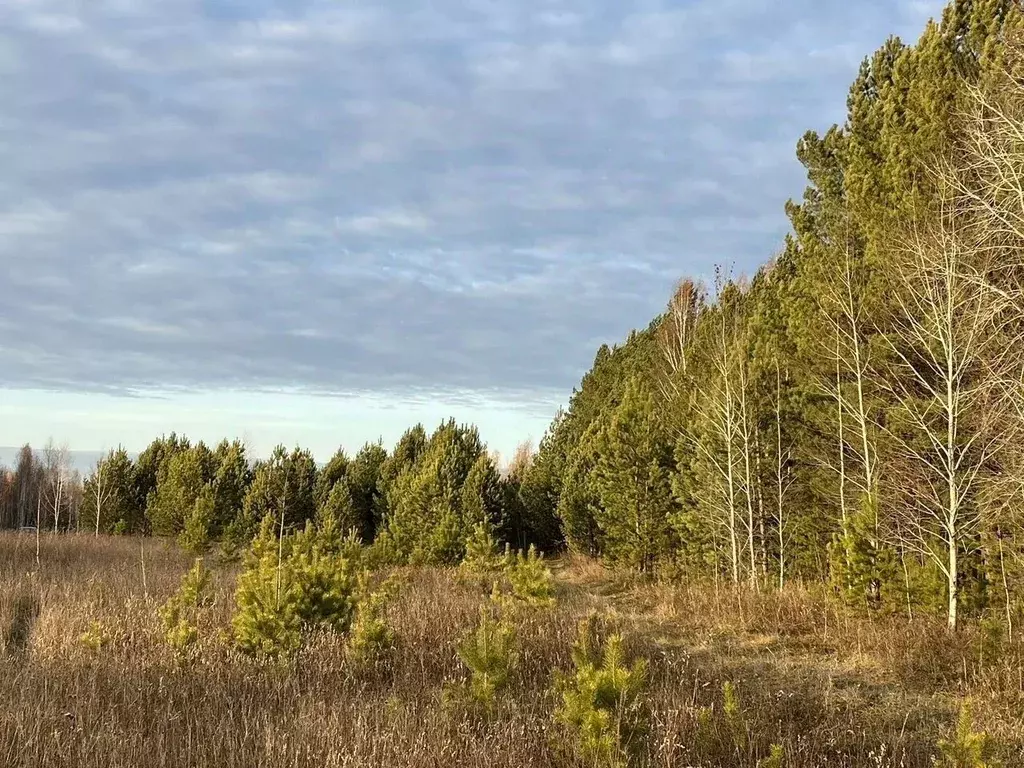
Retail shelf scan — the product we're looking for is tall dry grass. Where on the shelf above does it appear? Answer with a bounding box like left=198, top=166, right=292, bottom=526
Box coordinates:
left=0, top=536, right=1021, bottom=767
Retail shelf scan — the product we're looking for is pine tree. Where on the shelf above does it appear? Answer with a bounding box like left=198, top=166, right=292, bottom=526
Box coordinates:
left=147, top=448, right=208, bottom=537
left=180, top=486, right=215, bottom=554
left=314, top=448, right=350, bottom=509
left=347, top=441, right=388, bottom=539
left=240, top=446, right=318, bottom=539
left=318, top=481, right=362, bottom=540
left=592, top=378, right=674, bottom=573
left=211, top=440, right=250, bottom=537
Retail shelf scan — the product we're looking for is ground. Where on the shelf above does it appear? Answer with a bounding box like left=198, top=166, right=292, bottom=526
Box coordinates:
left=0, top=533, right=1021, bottom=767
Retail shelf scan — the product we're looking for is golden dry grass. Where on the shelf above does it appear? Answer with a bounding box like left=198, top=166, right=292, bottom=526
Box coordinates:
left=0, top=535, right=1021, bottom=767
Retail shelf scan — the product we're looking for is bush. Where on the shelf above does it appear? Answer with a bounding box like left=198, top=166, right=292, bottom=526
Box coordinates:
left=159, top=557, right=211, bottom=655
left=937, top=702, right=999, bottom=768
left=231, top=514, right=361, bottom=657
left=554, top=616, right=648, bottom=767
left=80, top=620, right=111, bottom=654
left=348, top=571, right=400, bottom=664
left=453, top=606, right=518, bottom=714
left=506, top=545, right=555, bottom=607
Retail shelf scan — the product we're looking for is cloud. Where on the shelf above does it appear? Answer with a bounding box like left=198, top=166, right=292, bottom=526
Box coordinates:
left=0, top=0, right=946, bottom=403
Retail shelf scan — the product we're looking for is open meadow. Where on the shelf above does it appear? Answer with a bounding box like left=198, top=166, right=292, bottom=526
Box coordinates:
left=1, top=533, right=1022, bottom=768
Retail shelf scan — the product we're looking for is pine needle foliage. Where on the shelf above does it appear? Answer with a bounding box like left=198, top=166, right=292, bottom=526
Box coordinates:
left=460, top=522, right=504, bottom=575
left=79, top=620, right=111, bottom=654
left=231, top=512, right=361, bottom=657
left=554, top=616, right=649, bottom=767
left=179, top=488, right=215, bottom=555
left=455, top=606, right=518, bottom=713
left=937, top=703, right=1000, bottom=768
left=348, top=571, right=400, bottom=664
left=759, top=743, right=786, bottom=768
left=158, top=557, right=211, bottom=655
left=505, top=545, right=555, bottom=607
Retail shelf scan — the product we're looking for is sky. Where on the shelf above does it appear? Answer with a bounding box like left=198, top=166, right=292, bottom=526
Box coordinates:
left=0, top=0, right=945, bottom=464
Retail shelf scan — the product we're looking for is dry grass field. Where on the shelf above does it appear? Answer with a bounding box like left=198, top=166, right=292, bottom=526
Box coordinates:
left=0, top=533, right=1022, bottom=767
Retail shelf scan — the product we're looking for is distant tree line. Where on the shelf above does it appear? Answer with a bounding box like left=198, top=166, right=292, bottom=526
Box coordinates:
left=0, top=442, right=83, bottom=532
left=0, top=423, right=555, bottom=563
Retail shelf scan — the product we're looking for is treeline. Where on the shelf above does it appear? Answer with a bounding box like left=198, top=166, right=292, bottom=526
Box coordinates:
left=0, top=443, right=84, bottom=532
left=516, top=0, right=1024, bottom=630
left=0, top=422, right=557, bottom=561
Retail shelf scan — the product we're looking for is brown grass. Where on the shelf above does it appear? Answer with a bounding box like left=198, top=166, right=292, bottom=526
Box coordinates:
left=0, top=535, right=1021, bottom=767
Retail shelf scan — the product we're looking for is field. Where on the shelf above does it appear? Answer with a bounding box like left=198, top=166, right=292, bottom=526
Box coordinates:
left=1, top=533, right=1022, bottom=767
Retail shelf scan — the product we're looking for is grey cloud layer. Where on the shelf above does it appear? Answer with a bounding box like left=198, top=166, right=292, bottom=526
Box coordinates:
left=0, top=0, right=943, bottom=402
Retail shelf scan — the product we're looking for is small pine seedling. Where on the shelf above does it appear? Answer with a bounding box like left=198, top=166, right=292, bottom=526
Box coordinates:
left=554, top=616, right=648, bottom=768
left=456, top=606, right=518, bottom=713
left=348, top=571, right=398, bottom=664
left=759, top=743, right=785, bottom=768
left=506, top=545, right=555, bottom=607
left=80, top=620, right=111, bottom=654
left=723, top=680, right=749, bottom=751
left=159, top=558, right=211, bottom=655
left=460, top=522, right=504, bottom=576
left=937, top=703, right=1000, bottom=768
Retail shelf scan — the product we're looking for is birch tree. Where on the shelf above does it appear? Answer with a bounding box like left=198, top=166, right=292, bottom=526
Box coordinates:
left=883, top=190, right=1023, bottom=630
left=42, top=440, right=71, bottom=534
left=686, top=274, right=747, bottom=584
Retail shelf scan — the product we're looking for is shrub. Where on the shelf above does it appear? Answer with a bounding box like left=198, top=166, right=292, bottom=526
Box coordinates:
left=159, top=557, right=211, bottom=655
left=554, top=616, right=648, bottom=767
left=937, top=702, right=999, bottom=768
left=80, top=620, right=111, bottom=654
left=231, top=514, right=361, bottom=657
left=453, top=606, right=518, bottom=713
left=505, top=545, right=555, bottom=607
left=348, top=571, right=399, bottom=664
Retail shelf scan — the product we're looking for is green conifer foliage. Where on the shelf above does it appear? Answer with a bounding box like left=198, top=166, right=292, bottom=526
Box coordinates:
left=159, top=558, right=211, bottom=655
left=231, top=515, right=302, bottom=657
left=347, top=441, right=388, bottom=539
left=348, top=571, right=399, bottom=664
left=456, top=606, right=518, bottom=712
left=239, top=446, right=318, bottom=540
left=557, top=420, right=604, bottom=557
left=505, top=545, right=555, bottom=608
left=592, top=378, right=674, bottom=573
left=81, top=447, right=137, bottom=535
left=211, top=440, right=250, bottom=537
left=554, top=617, right=649, bottom=768
left=380, top=420, right=492, bottom=565
left=179, top=486, right=215, bottom=555
left=314, top=448, right=350, bottom=510
left=460, top=521, right=504, bottom=575
left=318, top=481, right=363, bottom=541
left=231, top=512, right=361, bottom=657
left=937, top=702, right=999, bottom=768
left=147, top=448, right=208, bottom=537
